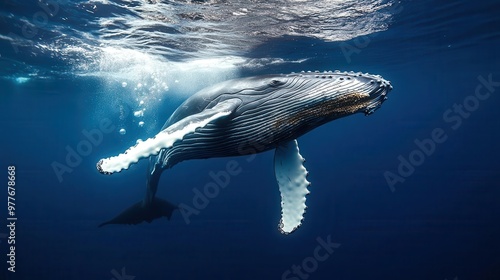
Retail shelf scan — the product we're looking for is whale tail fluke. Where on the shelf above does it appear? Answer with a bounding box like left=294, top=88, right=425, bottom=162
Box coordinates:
left=98, top=198, right=177, bottom=227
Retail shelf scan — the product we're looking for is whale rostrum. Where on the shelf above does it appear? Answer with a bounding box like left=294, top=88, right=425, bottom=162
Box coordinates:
left=97, top=70, right=393, bottom=234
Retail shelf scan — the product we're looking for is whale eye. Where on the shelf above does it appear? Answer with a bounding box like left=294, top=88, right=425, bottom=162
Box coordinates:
left=269, top=79, right=285, bottom=87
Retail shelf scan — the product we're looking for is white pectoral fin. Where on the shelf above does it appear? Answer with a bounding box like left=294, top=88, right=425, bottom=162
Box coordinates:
left=274, top=139, right=310, bottom=234
left=97, top=98, right=241, bottom=175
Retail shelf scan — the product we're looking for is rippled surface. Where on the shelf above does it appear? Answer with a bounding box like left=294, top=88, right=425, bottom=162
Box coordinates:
left=0, top=0, right=395, bottom=78
left=94, top=0, right=393, bottom=55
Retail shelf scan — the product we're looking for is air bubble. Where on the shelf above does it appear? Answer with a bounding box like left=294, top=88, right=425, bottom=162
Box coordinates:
left=134, top=110, right=144, bottom=117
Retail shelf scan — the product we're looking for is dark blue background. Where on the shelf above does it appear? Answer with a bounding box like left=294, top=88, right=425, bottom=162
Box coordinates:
left=1, top=1, right=500, bottom=279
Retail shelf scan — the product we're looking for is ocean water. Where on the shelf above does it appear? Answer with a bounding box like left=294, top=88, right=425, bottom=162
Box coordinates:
left=1, top=0, right=500, bottom=279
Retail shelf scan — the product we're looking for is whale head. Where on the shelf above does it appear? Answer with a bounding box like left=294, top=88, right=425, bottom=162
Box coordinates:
left=248, top=70, right=394, bottom=132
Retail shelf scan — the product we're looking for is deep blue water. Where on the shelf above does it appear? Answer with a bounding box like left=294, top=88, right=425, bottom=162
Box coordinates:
left=1, top=0, right=500, bottom=279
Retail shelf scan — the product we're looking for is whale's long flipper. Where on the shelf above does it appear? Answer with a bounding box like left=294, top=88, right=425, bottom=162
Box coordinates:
left=274, top=139, right=310, bottom=234
left=97, top=98, right=242, bottom=175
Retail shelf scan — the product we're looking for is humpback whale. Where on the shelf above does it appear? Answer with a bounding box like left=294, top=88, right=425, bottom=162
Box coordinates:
left=97, top=70, right=392, bottom=234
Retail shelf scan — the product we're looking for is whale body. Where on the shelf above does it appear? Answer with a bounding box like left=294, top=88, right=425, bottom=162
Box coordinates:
left=97, top=70, right=393, bottom=234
